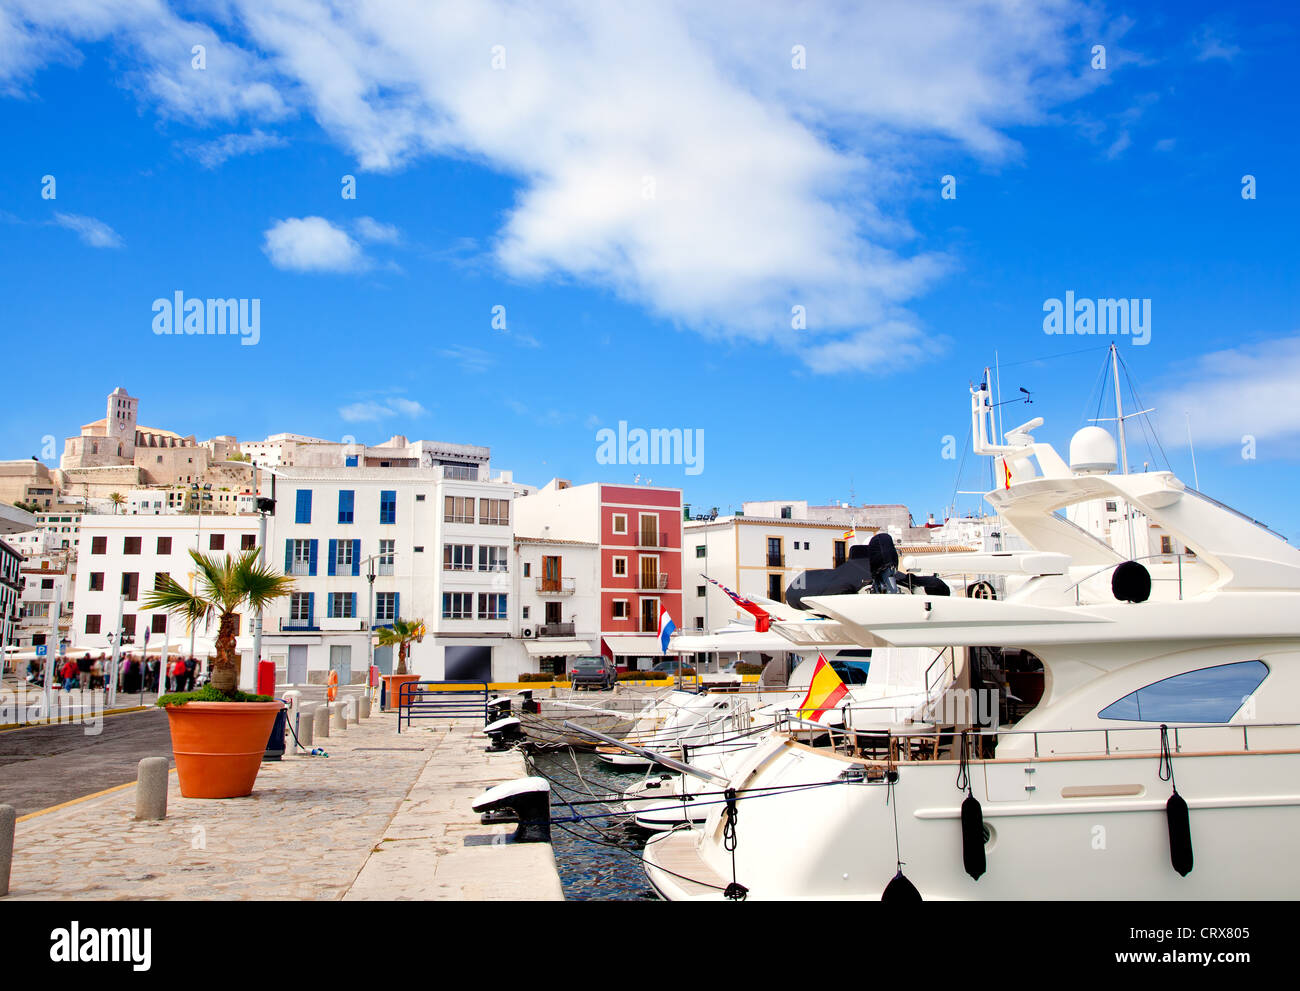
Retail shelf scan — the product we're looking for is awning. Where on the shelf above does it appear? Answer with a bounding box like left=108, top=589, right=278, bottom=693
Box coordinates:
left=602, top=634, right=663, bottom=656
left=523, top=639, right=593, bottom=657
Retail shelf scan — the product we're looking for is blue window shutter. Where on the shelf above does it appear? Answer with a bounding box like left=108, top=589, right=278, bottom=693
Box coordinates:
left=326, top=593, right=334, bottom=619
left=338, top=490, right=354, bottom=524
left=284, top=539, right=292, bottom=573
left=380, top=489, right=396, bottom=524
left=350, top=592, right=357, bottom=618
left=307, top=592, right=314, bottom=622
left=328, top=539, right=337, bottom=577
left=308, top=539, right=318, bottom=576
left=394, top=592, right=400, bottom=621
left=295, top=489, right=311, bottom=524
left=352, top=540, right=361, bottom=576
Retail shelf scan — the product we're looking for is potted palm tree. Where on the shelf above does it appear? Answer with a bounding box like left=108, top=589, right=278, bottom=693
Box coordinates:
left=375, top=617, right=426, bottom=710
left=143, top=548, right=295, bottom=798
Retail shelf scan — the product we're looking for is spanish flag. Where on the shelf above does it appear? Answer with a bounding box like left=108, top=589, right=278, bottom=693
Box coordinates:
left=841, top=526, right=856, bottom=541
left=797, top=654, right=849, bottom=722
left=1002, top=458, right=1012, bottom=490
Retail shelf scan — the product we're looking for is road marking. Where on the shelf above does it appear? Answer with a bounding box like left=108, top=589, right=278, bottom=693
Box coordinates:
left=16, top=768, right=174, bottom=823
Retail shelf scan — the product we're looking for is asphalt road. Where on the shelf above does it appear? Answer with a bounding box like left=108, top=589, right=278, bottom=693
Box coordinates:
left=0, top=709, right=174, bottom=816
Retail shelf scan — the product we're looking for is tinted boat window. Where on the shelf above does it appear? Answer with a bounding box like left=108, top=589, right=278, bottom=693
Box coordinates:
left=1098, top=661, right=1268, bottom=723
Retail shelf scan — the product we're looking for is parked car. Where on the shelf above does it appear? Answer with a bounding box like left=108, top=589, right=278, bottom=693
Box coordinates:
left=570, top=656, right=615, bottom=691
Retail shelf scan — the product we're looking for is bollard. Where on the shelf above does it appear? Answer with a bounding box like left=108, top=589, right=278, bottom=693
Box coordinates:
left=296, top=707, right=314, bottom=749
left=331, top=702, right=346, bottom=732
left=344, top=697, right=358, bottom=724
left=314, top=704, right=330, bottom=739
left=0, top=804, right=14, bottom=896
left=358, top=695, right=371, bottom=720
left=135, top=758, right=170, bottom=820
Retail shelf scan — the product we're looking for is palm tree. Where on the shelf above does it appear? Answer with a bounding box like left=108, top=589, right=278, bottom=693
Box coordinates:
left=374, top=617, right=426, bottom=676
left=108, top=492, right=125, bottom=514
left=143, top=548, right=295, bottom=694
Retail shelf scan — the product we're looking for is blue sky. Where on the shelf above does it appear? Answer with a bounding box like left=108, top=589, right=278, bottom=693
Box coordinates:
left=1, top=2, right=1297, bottom=537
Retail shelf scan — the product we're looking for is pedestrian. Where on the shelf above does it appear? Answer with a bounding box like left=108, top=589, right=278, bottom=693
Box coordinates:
left=60, top=657, right=78, bottom=691
left=26, top=658, right=40, bottom=684
left=184, top=655, right=197, bottom=691
left=170, top=656, right=187, bottom=693
left=90, top=657, right=103, bottom=691
left=77, top=652, right=93, bottom=690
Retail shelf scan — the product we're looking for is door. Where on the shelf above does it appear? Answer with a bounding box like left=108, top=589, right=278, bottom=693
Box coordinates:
left=640, top=555, right=658, bottom=591
left=542, top=555, right=561, bottom=591
left=641, top=597, right=658, bottom=634
left=329, top=645, right=352, bottom=685
left=287, top=645, right=308, bottom=685
left=544, top=601, right=562, bottom=625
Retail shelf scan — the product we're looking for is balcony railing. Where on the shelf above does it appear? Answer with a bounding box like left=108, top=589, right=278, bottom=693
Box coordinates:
left=766, top=554, right=785, bottom=568
left=536, top=577, right=575, bottom=595
left=280, top=618, right=320, bottom=631
left=443, top=465, right=481, bottom=481
left=637, top=532, right=673, bottom=548
left=538, top=622, right=575, bottom=638
left=638, top=574, right=669, bottom=590
left=289, top=561, right=312, bottom=576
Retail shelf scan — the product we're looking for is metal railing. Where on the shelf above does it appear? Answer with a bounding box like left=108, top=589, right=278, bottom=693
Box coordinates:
left=638, top=575, right=669, bottom=590
left=536, top=577, right=575, bottom=595
left=396, top=680, right=490, bottom=731
left=1064, top=552, right=1198, bottom=603
left=538, top=621, right=575, bottom=638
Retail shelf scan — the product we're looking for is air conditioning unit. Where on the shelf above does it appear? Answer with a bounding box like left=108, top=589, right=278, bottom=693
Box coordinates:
left=521, top=626, right=534, bottom=638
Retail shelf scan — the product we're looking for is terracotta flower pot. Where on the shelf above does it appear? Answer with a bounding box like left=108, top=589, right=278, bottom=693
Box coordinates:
left=381, top=674, right=420, bottom=711
left=164, top=700, right=285, bottom=799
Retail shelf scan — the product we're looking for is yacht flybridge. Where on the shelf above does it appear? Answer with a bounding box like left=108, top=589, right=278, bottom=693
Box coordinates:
left=642, top=366, right=1300, bottom=900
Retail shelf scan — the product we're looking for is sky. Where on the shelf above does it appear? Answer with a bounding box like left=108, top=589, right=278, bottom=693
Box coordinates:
left=1, top=1, right=1297, bottom=538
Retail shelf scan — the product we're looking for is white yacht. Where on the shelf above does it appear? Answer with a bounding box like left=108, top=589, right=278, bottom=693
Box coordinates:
left=643, top=369, right=1300, bottom=900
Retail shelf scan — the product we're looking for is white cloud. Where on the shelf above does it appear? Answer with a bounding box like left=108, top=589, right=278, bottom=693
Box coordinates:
left=52, top=212, right=122, bottom=248
left=354, top=217, right=401, bottom=244
left=263, top=216, right=366, bottom=273
left=6, top=1, right=1123, bottom=371
left=440, top=346, right=494, bottom=373
left=187, top=129, right=287, bottom=168
left=1154, top=336, right=1300, bottom=451
left=338, top=396, right=428, bottom=422
left=1192, top=27, right=1241, bottom=63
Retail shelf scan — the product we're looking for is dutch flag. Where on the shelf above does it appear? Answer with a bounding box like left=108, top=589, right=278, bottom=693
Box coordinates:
left=658, top=604, right=676, bottom=654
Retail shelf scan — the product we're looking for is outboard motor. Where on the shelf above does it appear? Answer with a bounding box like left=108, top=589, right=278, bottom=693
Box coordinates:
left=866, top=533, right=900, bottom=594
left=471, top=777, right=551, bottom=842
left=484, top=715, right=524, bottom=752
left=519, top=690, right=541, bottom=715
left=486, top=695, right=512, bottom=725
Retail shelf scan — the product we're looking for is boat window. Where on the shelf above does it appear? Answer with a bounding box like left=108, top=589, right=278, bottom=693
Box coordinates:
left=1098, top=661, right=1268, bottom=723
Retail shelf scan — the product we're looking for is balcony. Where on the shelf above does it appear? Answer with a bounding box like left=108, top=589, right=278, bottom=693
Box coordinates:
left=638, top=574, right=669, bottom=590
left=289, top=561, right=312, bottom=576
left=536, top=577, right=575, bottom=596
left=443, top=465, right=481, bottom=481
left=636, top=532, right=673, bottom=549
left=766, top=554, right=785, bottom=568
left=538, top=622, right=575, bottom=638
left=280, top=618, right=320, bottom=632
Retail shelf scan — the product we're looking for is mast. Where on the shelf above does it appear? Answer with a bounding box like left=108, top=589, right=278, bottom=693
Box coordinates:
left=1111, top=343, right=1136, bottom=556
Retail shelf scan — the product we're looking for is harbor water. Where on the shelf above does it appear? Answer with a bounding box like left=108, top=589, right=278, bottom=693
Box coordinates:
left=529, top=749, right=657, bottom=901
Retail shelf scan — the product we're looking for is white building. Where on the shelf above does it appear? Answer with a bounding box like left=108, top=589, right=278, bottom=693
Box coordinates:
left=71, top=514, right=258, bottom=659
left=511, top=535, right=600, bottom=676
left=258, top=463, right=528, bottom=687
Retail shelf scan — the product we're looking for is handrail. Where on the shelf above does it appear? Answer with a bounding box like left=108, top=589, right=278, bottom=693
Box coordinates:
left=396, top=679, right=489, bottom=732
left=1063, top=552, right=1198, bottom=603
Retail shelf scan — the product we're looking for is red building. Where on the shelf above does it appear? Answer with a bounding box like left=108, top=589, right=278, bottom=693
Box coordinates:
left=598, top=484, right=682, bottom=665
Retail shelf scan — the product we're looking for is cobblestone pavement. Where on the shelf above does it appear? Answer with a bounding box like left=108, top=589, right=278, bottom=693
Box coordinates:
left=2, top=710, right=562, bottom=901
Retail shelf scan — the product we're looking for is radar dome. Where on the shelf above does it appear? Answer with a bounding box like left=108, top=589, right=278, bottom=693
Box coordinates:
left=1070, top=426, right=1118, bottom=474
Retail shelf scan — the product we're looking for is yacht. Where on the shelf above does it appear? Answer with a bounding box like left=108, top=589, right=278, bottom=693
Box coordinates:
left=642, top=367, right=1300, bottom=899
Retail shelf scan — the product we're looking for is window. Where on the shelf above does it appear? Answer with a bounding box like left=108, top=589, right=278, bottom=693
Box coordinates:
left=612, top=514, right=627, bottom=534
left=327, top=592, right=355, bottom=619
left=697, top=585, right=706, bottom=597
left=834, top=540, right=846, bottom=567
left=523, top=563, right=531, bottom=578
left=479, top=498, right=509, bottom=526
left=290, top=539, right=314, bottom=576
left=122, top=614, right=137, bottom=637
left=153, top=572, right=170, bottom=589
left=781, top=505, right=792, bottom=519
left=479, top=546, right=508, bottom=572
left=442, top=592, right=473, bottom=619
left=241, top=534, right=256, bottom=550
left=295, top=489, right=312, bottom=524
left=444, top=496, right=475, bottom=524
left=1105, top=501, right=1118, bottom=512
left=613, top=557, right=627, bottom=577
left=478, top=593, right=507, bottom=620
left=85, top=614, right=101, bottom=634
left=376, top=592, right=397, bottom=622
left=443, top=544, right=474, bottom=571
left=379, top=490, right=397, bottom=525
left=415, top=493, right=426, bottom=502
left=1099, top=661, right=1269, bottom=723
left=151, top=614, right=167, bottom=634
left=767, top=537, right=783, bottom=568
left=378, top=539, right=395, bottom=575
left=209, top=533, right=225, bottom=551
left=612, top=599, right=629, bottom=619
left=522, top=606, right=530, bottom=620
left=639, top=514, right=659, bottom=546
left=338, top=490, right=355, bottom=524
left=89, top=572, right=105, bottom=591
left=91, top=536, right=106, bottom=555
left=121, top=572, right=140, bottom=601
left=768, top=574, right=783, bottom=603
left=124, top=536, right=142, bottom=555
left=695, top=545, right=706, bottom=558
left=157, top=536, right=172, bottom=554
left=695, top=616, right=705, bottom=630
left=345, top=455, right=358, bottom=467
left=289, top=592, right=312, bottom=622
left=1161, top=535, right=1173, bottom=554
left=335, top=540, right=354, bottom=572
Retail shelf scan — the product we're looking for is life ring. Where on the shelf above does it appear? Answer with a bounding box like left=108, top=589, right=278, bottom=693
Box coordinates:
left=967, top=580, right=997, bottom=600
left=327, top=669, right=338, bottom=701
